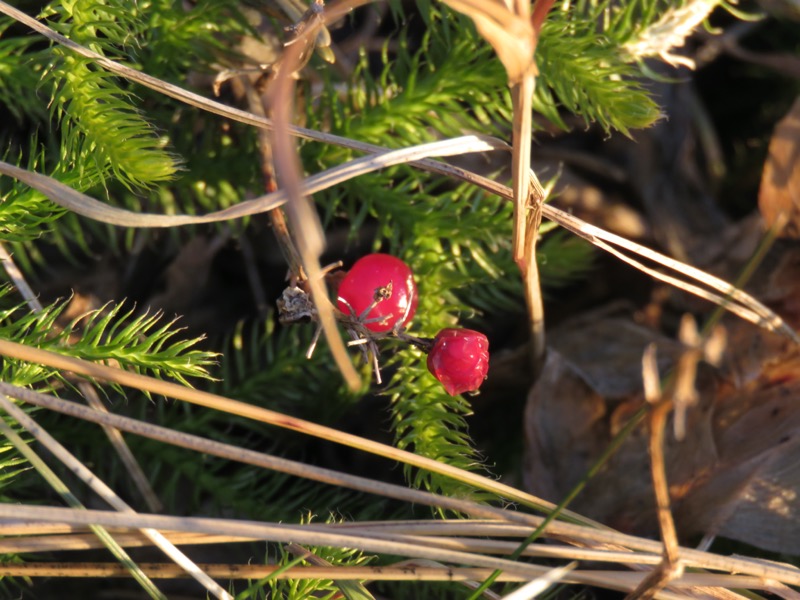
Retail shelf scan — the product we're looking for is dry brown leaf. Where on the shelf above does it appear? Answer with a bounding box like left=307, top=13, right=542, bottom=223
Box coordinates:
left=717, top=242, right=800, bottom=386
left=523, top=298, right=800, bottom=553
left=675, top=352, right=800, bottom=553
left=758, top=97, right=800, bottom=237
left=440, top=0, right=536, bottom=84
left=524, top=315, right=717, bottom=534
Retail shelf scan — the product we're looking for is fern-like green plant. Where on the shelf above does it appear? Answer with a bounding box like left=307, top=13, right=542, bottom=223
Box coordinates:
left=0, top=292, right=216, bottom=387
left=256, top=513, right=375, bottom=600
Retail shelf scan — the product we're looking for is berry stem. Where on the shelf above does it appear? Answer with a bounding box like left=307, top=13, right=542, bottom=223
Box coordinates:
left=396, top=332, right=434, bottom=353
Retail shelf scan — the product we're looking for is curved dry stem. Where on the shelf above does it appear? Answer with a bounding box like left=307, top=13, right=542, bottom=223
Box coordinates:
left=0, top=136, right=507, bottom=228
left=266, top=10, right=360, bottom=388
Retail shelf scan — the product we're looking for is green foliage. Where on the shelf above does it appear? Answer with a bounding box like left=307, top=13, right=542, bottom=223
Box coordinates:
left=39, top=0, right=180, bottom=189
left=212, top=318, right=360, bottom=425
left=0, top=0, right=254, bottom=266
left=0, top=151, right=67, bottom=244
left=135, top=0, right=255, bottom=77
left=535, top=8, right=662, bottom=134
left=0, top=19, right=46, bottom=122
left=253, top=514, right=375, bottom=600
left=45, top=51, right=179, bottom=188
left=0, top=290, right=216, bottom=387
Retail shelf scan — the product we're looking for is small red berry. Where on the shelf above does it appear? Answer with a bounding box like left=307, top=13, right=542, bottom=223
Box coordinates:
left=336, top=253, right=418, bottom=333
left=427, top=328, right=490, bottom=396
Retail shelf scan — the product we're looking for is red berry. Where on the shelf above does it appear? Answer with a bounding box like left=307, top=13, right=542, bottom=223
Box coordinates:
left=336, top=254, right=418, bottom=333
left=427, top=328, right=490, bottom=396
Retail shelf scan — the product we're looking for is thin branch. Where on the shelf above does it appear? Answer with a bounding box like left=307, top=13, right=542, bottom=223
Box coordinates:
left=244, top=78, right=306, bottom=281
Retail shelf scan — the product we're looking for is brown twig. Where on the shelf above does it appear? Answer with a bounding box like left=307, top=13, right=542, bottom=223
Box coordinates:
left=628, top=314, right=723, bottom=600
left=267, top=0, right=367, bottom=390
left=244, top=79, right=307, bottom=280
left=510, top=0, right=552, bottom=377
left=624, top=344, right=681, bottom=600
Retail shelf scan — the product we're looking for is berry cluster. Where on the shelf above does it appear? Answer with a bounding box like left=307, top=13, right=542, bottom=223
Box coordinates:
left=333, top=253, right=490, bottom=395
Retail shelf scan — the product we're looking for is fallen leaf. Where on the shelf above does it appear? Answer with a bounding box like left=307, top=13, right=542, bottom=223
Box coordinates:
left=758, top=97, right=800, bottom=237
left=675, top=352, right=800, bottom=553
left=523, top=295, right=800, bottom=553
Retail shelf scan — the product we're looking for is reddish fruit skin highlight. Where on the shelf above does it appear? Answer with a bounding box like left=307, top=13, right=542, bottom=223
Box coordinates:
left=336, top=254, right=418, bottom=333
left=427, top=328, right=490, bottom=396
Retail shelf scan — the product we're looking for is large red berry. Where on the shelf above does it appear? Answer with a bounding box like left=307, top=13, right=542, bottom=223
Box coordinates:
left=427, top=328, right=490, bottom=396
left=336, top=253, right=418, bottom=333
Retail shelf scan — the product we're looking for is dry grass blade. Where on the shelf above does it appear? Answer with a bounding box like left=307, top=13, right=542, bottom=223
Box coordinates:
left=0, top=505, right=790, bottom=597
left=0, top=562, right=552, bottom=582
left=581, top=237, right=778, bottom=334
left=2, top=520, right=796, bottom=591
left=2, top=167, right=786, bottom=347
left=0, top=560, right=785, bottom=594
left=0, top=504, right=569, bottom=582
left=265, top=10, right=360, bottom=388
left=437, top=0, right=548, bottom=376
left=0, top=136, right=507, bottom=228
left=515, top=80, right=545, bottom=374
left=0, top=419, right=167, bottom=600
left=541, top=204, right=799, bottom=341
left=2, top=377, right=800, bottom=587
left=524, top=204, right=546, bottom=373
left=0, top=243, right=41, bottom=311
left=75, top=384, right=163, bottom=513
left=500, top=562, right=577, bottom=600
left=3, top=145, right=790, bottom=341
left=0, top=378, right=580, bottom=524
left=440, top=0, right=535, bottom=261
left=0, top=528, right=668, bottom=566
left=625, top=358, right=682, bottom=600
left=0, top=395, right=232, bottom=600
left=0, top=531, right=249, bottom=554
